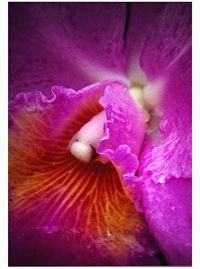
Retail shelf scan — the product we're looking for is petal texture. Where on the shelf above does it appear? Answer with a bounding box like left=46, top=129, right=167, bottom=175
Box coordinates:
left=97, top=82, right=146, bottom=192
left=9, top=81, right=159, bottom=265
left=124, top=2, right=166, bottom=84
left=136, top=4, right=192, bottom=265
left=98, top=81, right=146, bottom=157
left=138, top=3, right=192, bottom=183
left=139, top=47, right=191, bottom=183
left=141, top=177, right=192, bottom=265
left=9, top=3, right=127, bottom=99
left=140, top=3, right=191, bottom=80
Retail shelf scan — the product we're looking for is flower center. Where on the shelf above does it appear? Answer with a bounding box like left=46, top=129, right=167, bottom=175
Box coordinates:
left=69, top=84, right=153, bottom=164
left=129, top=84, right=150, bottom=123
left=69, top=110, right=107, bottom=163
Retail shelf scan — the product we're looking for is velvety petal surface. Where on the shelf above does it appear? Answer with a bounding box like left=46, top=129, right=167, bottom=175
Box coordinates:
left=136, top=3, right=192, bottom=265
left=98, top=82, right=146, bottom=156
left=9, top=3, right=127, bottom=99
left=141, top=177, right=192, bottom=265
left=140, top=3, right=191, bottom=80
left=9, top=80, right=159, bottom=266
left=139, top=3, right=192, bottom=183
left=124, top=3, right=166, bottom=85
left=97, top=83, right=146, bottom=193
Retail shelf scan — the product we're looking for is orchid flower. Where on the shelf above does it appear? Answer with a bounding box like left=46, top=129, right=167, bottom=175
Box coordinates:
left=9, top=2, right=192, bottom=266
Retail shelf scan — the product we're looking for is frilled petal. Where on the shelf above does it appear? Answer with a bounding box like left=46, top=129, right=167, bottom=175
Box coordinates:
left=9, top=80, right=160, bottom=266
left=135, top=3, right=192, bottom=265
left=9, top=3, right=127, bottom=99
left=124, top=3, right=166, bottom=84
left=97, top=82, right=146, bottom=195
left=138, top=3, right=192, bottom=183
left=98, top=82, right=146, bottom=157
left=141, top=177, right=192, bottom=265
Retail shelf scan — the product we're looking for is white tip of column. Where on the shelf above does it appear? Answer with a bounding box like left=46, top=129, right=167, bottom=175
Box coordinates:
left=70, top=141, right=93, bottom=163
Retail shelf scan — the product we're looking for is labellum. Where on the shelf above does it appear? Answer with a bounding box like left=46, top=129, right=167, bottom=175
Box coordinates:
left=9, top=81, right=159, bottom=265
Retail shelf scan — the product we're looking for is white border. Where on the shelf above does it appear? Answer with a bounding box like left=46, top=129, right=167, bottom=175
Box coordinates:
left=1, top=0, right=199, bottom=268
left=192, top=0, right=200, bottom=268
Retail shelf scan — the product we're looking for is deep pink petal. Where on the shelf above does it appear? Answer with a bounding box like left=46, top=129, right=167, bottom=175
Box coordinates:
left=135, top=4, right=192, bottom=264
left=139, top=48, right=191, bottom=183
left=9, top=3, right=127, bottom=99
left=140, top=3, right=191, bottom=80
left=124, top=3, right=166, bottom=84
left=138, top=3, right=192, bottom=183
left=141, top=177, right=192, bottom=265
left=98, top=81, right=146, bottom=157
left=9, top=81, right=159, bottom=265
left=97, top=81, right=146, bottom=193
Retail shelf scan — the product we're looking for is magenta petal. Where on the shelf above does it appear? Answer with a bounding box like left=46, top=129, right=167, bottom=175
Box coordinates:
left=9, top=80, right=159, bottom=265
left=140, top=3, right=191, bottom=80
left=139, top=48, right=191, bottom=183
left=138, top=4, right=192, bottom=182
left=142, top=177, right=192, bottom=265
left=9, top=3, right=127, bottom=99
left=136, top=4, right=192, bottom=264
left=101, top=145, right=139, bottom=182
left=98, top=82, right=146, bottom=157
left=97, top=81, right=146, bottom=191
left=124, top=3, right=166, bottom=83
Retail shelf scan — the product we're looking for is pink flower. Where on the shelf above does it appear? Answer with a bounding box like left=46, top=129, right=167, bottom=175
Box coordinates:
left=9, top=3, right=191, bottom=266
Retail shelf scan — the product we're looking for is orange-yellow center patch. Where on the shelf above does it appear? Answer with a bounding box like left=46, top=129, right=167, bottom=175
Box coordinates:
left=9, top=97, right=145, bottom=264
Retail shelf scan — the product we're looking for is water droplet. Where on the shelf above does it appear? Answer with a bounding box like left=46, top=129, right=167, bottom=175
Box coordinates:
left=107, top=230, right=112, bottom=237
